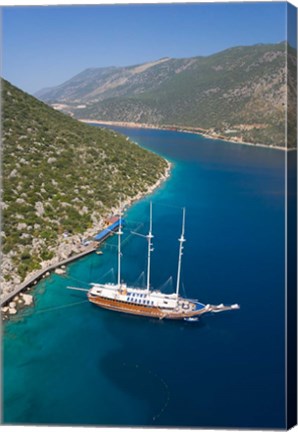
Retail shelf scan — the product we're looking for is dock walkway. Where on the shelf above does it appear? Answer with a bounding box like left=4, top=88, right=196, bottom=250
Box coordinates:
left=1, top=245, right=96, bottom=307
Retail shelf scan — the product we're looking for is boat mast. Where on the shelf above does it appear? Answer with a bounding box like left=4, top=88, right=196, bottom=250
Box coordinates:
left=175, top=207, right=186, bottom=300
left=116, top=203, right=123, bottom=287
left=146, top=202, right=154, bottom=292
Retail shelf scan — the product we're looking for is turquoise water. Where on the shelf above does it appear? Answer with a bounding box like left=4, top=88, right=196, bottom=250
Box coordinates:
left=3, top=128, right=286, bottom=428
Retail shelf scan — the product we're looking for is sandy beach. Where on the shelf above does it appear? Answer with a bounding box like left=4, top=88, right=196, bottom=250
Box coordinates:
left=79, top=119, right=290, bottom=151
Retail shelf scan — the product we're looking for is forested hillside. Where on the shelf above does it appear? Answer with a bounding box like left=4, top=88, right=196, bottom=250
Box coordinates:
left=36, top=42, right=297, bottom=147
left=2, top=79, right=167, bottom=290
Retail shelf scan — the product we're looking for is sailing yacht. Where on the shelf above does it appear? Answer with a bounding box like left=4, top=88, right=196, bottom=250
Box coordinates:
left=69, top=203, right=239, bottom=320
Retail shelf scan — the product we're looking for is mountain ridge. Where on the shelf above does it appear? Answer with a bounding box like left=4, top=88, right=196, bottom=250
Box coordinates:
left=35, top=43, right=286, bottom=98
left=36, top=42, right=297, bottom=147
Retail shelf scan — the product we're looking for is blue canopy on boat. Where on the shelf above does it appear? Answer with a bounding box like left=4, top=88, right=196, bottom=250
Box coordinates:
left=194, top=302, right=206, bottom=311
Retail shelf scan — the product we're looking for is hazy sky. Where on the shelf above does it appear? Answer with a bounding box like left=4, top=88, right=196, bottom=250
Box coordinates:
left=2, top=2, right=288, bottom=94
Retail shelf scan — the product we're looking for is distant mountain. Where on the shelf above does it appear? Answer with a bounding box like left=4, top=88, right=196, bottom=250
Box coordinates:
left=35, top=58, right=179, bottom=102
left=36, top=42, right=297, bottom=148
left=2, top=79, right=167, bottom=291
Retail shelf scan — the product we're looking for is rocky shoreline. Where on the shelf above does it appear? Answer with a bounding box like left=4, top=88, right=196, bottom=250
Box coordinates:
left=1, top=160, right=171, bottom=319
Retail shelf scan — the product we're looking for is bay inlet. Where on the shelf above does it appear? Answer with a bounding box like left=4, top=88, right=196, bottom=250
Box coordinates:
left=3, top=127, right=286, bottom=428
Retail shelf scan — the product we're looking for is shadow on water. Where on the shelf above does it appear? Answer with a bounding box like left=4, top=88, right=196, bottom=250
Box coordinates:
left=99, top=349, right=169, bottom=425
left=3, top=128, right=286, bottom=428
left=96, top=308, right=208, bottom=426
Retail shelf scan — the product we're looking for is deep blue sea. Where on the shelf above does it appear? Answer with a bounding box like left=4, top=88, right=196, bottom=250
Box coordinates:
left=3, top=128, right=286, bottom=428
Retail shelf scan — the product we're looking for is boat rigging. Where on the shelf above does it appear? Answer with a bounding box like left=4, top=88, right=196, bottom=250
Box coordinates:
left=68, top=203, right=240, bottom=320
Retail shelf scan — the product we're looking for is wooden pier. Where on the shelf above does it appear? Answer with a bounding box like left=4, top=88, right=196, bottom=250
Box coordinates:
left=1, top=217, right=122, bottom=308
left=1, top=245, right=97, bottom=307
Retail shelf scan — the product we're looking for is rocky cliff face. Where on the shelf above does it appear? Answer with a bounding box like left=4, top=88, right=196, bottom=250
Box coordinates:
left=36, top=42, right=297, bottom=147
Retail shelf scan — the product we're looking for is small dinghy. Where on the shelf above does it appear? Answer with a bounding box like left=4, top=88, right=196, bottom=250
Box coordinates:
left=184, top=317, right=199, bottom=322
